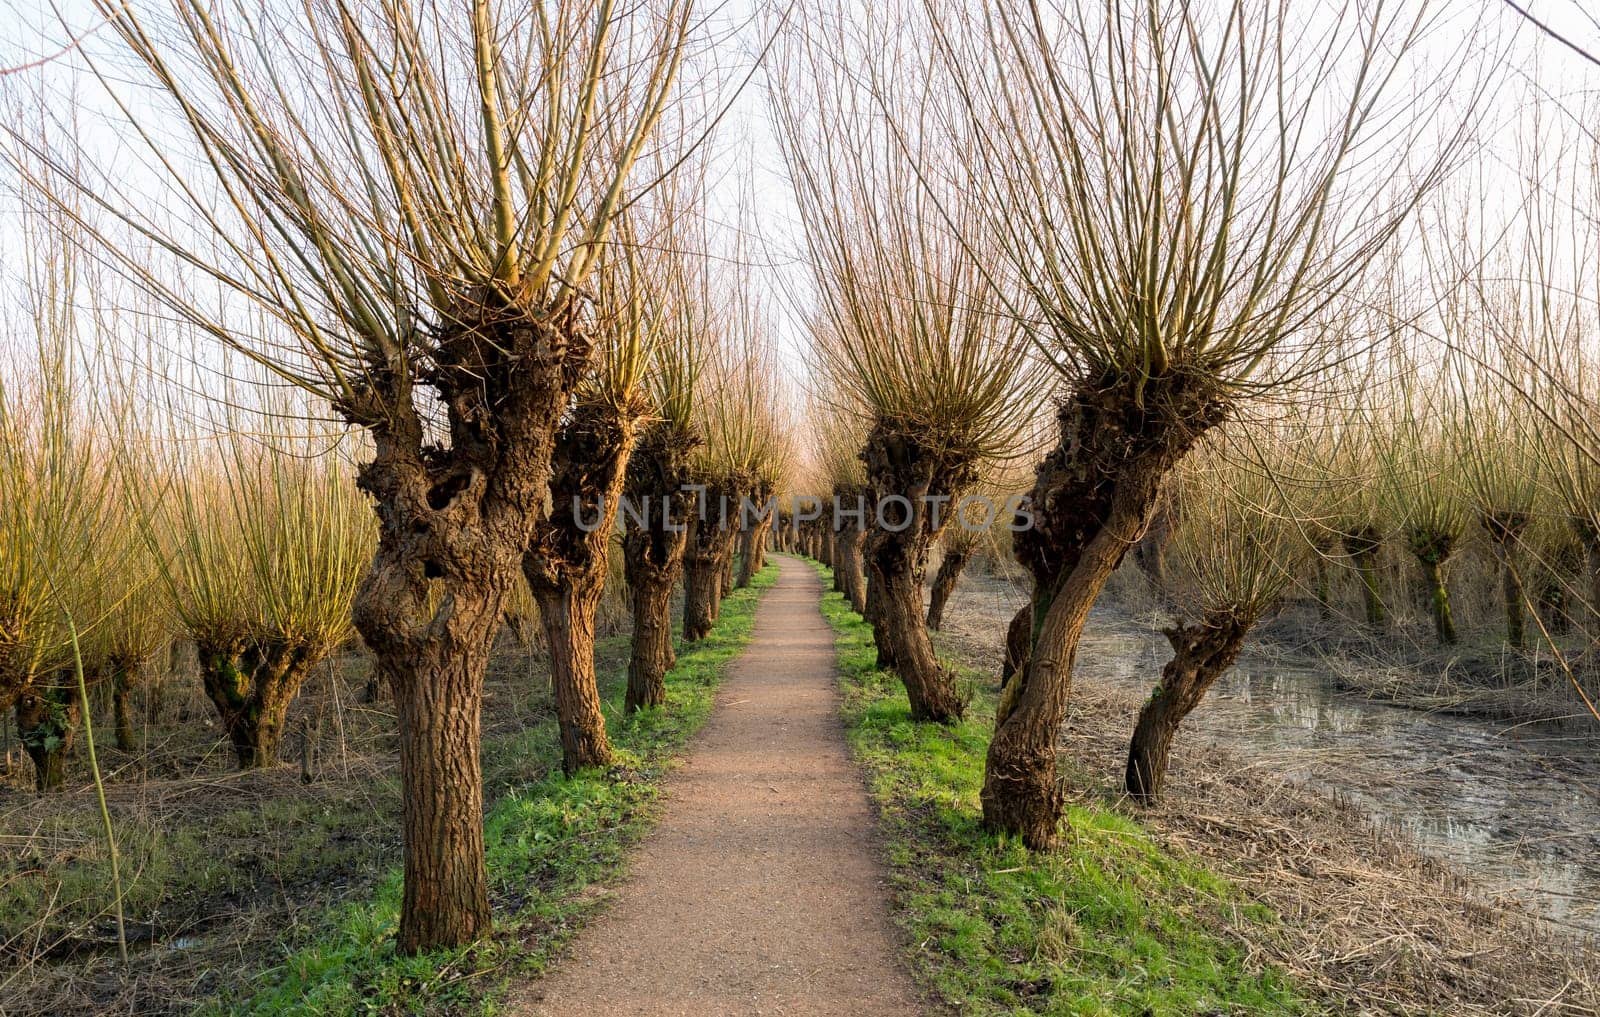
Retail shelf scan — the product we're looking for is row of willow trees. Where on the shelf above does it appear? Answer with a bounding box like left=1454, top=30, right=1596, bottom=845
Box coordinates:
left=0, top=0, right=807, bottom=954
left=770, top=0, right=1600, bottom=851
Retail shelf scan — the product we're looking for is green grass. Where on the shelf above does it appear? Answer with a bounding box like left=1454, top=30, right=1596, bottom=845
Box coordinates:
left=213, top=563, right=778, bottom=1016
left=806, top=560, right=1315, bottom=1017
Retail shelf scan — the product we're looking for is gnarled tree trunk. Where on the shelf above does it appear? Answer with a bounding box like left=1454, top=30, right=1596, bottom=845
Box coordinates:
left=858, top=422, right=976, bottom=723
left=534, top=584, right=611, bottom=772
left=525, top=399, right=639, bottom=774
left=197, top=638, right=314, bottom=769
left=622, top=424, right=695, bottom=713
left=831, top=486, right=869, bottom=614
left=862, top=529, right=899, bottom=672
left=984, top=382, right=1224, bottom=848
left=16, top=685, right=79, bottom=792
left=344, top=303, right=589, bottom=956
left=737, top=485, right=772, bottom=588
left=683, top=477, right=739, bottom=641
left=1125, top=611, right=1250, bottom=802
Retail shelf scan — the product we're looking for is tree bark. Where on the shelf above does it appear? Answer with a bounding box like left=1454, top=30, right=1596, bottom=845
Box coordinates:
left=15, top=686, right=79, bottom=792
left=984, top=382, right=1225, bottom=848
left=382, top=635, right=493, bottom=955
left=1416, top=556, right=1457, bottom=646
left=110, top=660, right=138, bottom=752
left=926, top=547, right=970, bottom=631
left=535, top=584, right=612, bottom=772
left=720, top=544, right=737, bottom=601
left=1502, top=559, right=1526, bottom=650
left=626, top=565, right=676, bottom=712
left=862, top=530, right=900, bottom=672
left=832, top=501, right=868, bottom=615
left=1125, top=612, right=1250, bottom=802
left=197, top=639, right=313, bottom=769
left=869, top=550, right=965, bottom=721
left=621, top=426, right=694, bottom=712
left=524, top=398, right=638, bottom=774
left=1001, top=603, right=1030, bottom=685
left=1341, top=529, right=1385, bottom=627
left=737, top=499, right=771, bottom=588
left=683, top=479, right=738, bottom=641
left=1484, top=514, right=1529, bottom=650
left=683, top=553, right=721, bottom=641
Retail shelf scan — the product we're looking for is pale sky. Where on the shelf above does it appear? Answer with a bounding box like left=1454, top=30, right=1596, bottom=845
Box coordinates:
left=1, top=0, right=1598, bottom=431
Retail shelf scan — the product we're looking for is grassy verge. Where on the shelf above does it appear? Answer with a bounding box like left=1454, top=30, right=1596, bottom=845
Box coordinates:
left=216, top=564, right=777, bottom=1016
left=806, top=561, right=1314, bottom=1017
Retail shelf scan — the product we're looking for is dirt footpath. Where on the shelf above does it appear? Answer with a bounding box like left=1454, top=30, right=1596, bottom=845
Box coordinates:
left=512, top=556, right=922, bottom=1017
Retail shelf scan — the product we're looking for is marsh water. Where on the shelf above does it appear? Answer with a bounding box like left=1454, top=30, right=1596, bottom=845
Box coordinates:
left=1076, top=609, right=1600, bottom=938
left=946, top=576, right=1600, bottom=939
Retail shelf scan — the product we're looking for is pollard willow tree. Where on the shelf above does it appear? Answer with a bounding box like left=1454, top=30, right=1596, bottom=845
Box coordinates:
left=1374, top=381, right=1470, bottom=647
left=681, top=329, right=784, bottom=640
left=523, top=237, right=659, bottom=773
left=143, top=422, right=371, bottom=769
left=39, top=0, right=698, bottom=951
left=1124, top=432, right=1305, bottom=802
left=813, top=407, right=871, bottom=615
left=774, top=21, right=1038, bottom=721
left=622, top=215, right=708, bottom=712
left=0, top=225, right=121, bottom=790
left=919, top=0, right=1481, bottom=845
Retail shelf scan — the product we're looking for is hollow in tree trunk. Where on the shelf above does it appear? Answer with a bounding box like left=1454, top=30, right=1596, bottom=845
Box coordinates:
left=524, top=398, right=638, bottom=774
left=197, top=638, right=317, bottom=768
left=15, top=685, right=79, bottom=792
left=1125, top=611, right=1251, bottom=802
left=926, top=544, right=970, bottom=631
left=984, top=381, right=1225, bottom=848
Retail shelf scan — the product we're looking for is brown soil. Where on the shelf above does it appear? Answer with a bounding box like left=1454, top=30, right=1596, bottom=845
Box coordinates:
left=512, top=557, right=922, bottom=1016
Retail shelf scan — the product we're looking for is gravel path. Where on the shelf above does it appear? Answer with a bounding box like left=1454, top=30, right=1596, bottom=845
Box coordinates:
left=512, top=556, right=922, bottom=1016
